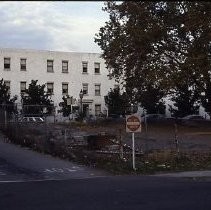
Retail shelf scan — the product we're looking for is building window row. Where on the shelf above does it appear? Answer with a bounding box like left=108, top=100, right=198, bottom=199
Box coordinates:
left=82, top=62, right=100, bottom=74
left=3, top=58, right=101, bottom=74
left=9, top=81, right=101, bottom=96
left=82, top=83, right=101, bottom=96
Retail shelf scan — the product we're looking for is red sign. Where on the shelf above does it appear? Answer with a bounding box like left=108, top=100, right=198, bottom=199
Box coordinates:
left=126, top=114, right=141, bottom=133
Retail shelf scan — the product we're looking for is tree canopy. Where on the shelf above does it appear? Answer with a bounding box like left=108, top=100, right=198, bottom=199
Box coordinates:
left=22, top=80, right=54, bottom=116
left=95, top=1, right=211, bottom=116
left=58, top=95, right=73, bottom=117
left=104, top=87, right=130, bottom=116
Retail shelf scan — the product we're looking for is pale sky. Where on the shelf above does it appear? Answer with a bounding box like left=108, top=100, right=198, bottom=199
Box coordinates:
left=0, top=1, right=109, bottom=53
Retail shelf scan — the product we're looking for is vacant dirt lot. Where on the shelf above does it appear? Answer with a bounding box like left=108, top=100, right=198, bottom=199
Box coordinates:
left=71, top=120, right=211, bottom=153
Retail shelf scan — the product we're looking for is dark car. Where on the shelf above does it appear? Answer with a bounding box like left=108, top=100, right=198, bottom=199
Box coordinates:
left=141, top=114, right=166, bottom=123
left=180, top=114, right=207, bottom=126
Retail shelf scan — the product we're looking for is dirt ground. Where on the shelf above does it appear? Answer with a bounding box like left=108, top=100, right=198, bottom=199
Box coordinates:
left=68, top=120, right=211, bottom=153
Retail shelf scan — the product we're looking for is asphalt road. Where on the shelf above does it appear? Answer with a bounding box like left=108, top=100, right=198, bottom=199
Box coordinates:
left=0, top=176, right=211, bottom=210
left=0, top=133, right=109, bottom=182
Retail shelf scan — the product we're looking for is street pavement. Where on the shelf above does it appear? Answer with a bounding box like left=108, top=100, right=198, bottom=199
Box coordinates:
left=0, top=176, right=211, bottom=210
left=0, top=132, right=109, bottom=182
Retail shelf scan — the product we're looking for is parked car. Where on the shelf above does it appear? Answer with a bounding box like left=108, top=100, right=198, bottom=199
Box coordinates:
left=141, top=114, right=166, bottom=123
left=20, top=117, right=44, bottom=123
left=180, top=114, right=207, bottom=126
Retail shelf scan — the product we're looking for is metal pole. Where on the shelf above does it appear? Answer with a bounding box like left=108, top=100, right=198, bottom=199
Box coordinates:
left=144, top=110, right=148, bottom=153
left=174, top=122, right=179, bottom=157
left=80, top=98, right=83, bottom=120
left=132, top=132, right=136, bottom=170
left=119, top=129, right=123, bottom=159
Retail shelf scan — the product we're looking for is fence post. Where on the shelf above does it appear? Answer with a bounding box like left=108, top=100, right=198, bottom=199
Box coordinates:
left=4, top=110, right=7, bottom=130
left=144, top=110, right=148, bottom=153
left=174, top=122, right=179, bottom=157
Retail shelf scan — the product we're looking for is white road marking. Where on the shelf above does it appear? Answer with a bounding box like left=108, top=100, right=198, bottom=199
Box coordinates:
left=0, top=176, right=108, bottom=183
left=43, top=168, right=77, bottom=173
left=0, top=172, right=6, bottom=176
left=64, top=168, right=77, bottom=172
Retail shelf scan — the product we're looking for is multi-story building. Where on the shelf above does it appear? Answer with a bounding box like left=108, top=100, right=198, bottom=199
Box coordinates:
left=0, top=48, right=116, bottom=117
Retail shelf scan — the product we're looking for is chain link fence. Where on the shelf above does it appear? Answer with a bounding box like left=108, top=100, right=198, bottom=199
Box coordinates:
left=1, top=104, right=211, bottom=172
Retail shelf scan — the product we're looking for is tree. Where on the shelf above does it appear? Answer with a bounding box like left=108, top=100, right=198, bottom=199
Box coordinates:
left=182, top=2, right=211, bottom=115
left=95, top=2, right=211, bottom=116
left=58, top=95, right=73, bottom=117
left=104, top=87, right=130, bottom=116
left=21, top=80, right=54, bottom=116
left=0, top=78, right=17, bottom=114
left=139, top=84, right=166, bottom=114
left=95, top=2, right=176, bottom=111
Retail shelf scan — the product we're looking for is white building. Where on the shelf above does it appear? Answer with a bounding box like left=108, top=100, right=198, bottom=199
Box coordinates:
left=0, top=48, right=116, bottom=117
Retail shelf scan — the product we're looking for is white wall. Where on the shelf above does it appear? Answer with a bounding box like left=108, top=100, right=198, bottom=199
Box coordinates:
left=0, top=48, right=116, bottom=116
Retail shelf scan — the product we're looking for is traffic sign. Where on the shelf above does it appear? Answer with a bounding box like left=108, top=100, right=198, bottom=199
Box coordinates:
left=126, top=114, right=141, bottom=133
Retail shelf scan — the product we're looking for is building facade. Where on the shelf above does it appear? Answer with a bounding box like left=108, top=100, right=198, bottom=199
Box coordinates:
left=0, top=48, right=116, bottom=117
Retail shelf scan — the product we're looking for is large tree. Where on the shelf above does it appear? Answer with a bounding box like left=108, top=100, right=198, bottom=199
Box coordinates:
left=21, top=80, right=54, bottom=116
left=95, top=1, right=211, bottom=116
left=95, top=2, right=174, bottom=108
left=104, top=87, right=131, bottom=116
left=182, top=2, right=211, bottom=115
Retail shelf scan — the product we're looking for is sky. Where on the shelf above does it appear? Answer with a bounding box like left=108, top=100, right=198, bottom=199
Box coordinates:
left=0, top=1, right=109, bottom=53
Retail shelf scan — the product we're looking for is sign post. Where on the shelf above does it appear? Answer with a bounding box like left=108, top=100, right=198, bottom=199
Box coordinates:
left=126, top=114, right=142, bottom=170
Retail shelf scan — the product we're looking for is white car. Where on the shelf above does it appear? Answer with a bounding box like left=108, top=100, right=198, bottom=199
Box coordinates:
left=20, top=117, right=44, bottom=123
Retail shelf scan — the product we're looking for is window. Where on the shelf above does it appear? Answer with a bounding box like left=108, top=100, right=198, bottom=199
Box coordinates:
left=82, top=62, right=88, bottom=73
left=4, top=58, right=10, bottom=70
left=47, top=60, right=54, bottom=72
left=82, top=83, right=88, bottom=95
left=47, top=83, right=54, bottom=94
left=62, top=83, right=68, bottom=95
left=62, top=60, right=68, bottom=73
left=20, top=82, right=26, bottom=93
left=94, top=62, right=100, bottom=74
left=4, top=80, right=10, bottom=93
left=95, top=84, right=101, bottom=96
left=95, top=104, right=101, bottom=116
left=20, top=59, right=26, bottom=71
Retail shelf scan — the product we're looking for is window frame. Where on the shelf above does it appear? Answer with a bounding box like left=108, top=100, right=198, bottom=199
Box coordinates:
left=94, top=62, right=100, bottom=74
left=47, top=60, right=54, bottom=72
left=20, top=81, right=27, bottom=93
left=62, top=83, right=68, bottom=95
left=95, top=104, right=101, bottom=116
left=82, top=61, right=88, bottom=74
left=20, top=58, right=27, bottom=71
left=62, top=60, right=68, bottom=73
left=4, top=57, right=11, bottom=70
left=95, top=84, right=101, bottom=96
left=4, top=80, right=10, bottom=93
left=82, top=83, right=88, bottom=95
left=47, top=82, right=54, bottom=95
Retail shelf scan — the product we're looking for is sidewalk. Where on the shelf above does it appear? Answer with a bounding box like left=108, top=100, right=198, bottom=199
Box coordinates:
left=153, top=170, right=211, bottom=179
